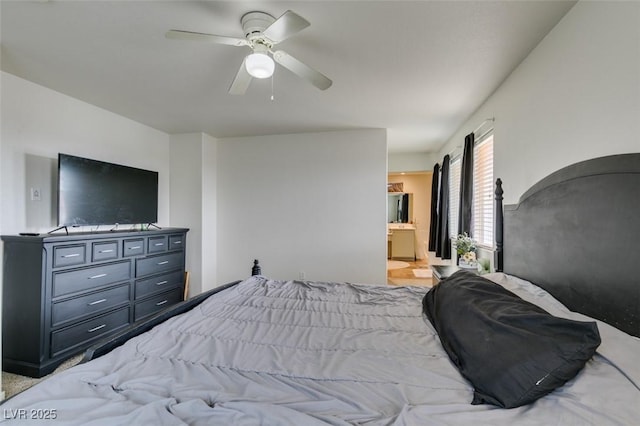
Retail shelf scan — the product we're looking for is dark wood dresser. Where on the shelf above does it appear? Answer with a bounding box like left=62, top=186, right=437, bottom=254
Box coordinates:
left=1, top=228, right=188, bottom=377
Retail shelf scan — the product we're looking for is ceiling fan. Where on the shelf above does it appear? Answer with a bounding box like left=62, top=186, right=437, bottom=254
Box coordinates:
left=166, top=10, right=332, bottom=95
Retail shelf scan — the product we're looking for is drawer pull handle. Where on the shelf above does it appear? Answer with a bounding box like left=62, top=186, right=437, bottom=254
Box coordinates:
left=99, top=249, right=114, bottom=253
left=173, top=241, right=182, bottom=245
left=154, top=243, right=164, bottom=246
left=88, top=298, right=107, bottom=306
left=156, top=300, right=168, bottom=306
left=88, top=273, right=107, bottom=280
left=156, top=280, right=168, bottom=286
left=128, top=246, right=141, bottom=250
left=157, top=261, right=169, bottom=265
left=88, top=324, right=106, bottom=333
left=62, top=253, right=80, bottom=258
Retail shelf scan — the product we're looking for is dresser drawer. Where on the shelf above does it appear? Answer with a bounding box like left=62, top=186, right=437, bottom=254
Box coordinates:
left=51, top=307, right=129, bottom=357
left=52, top=283, right=130, bottom=327
left=168, top=234, right=185, bottom=251
left=147, top=236, right=168, bottom=253
left=53, top=261, right=131, bottom=297
left=136, top=252, right=183, bottom=277
left=53, top=244, right=87, bottom=268
left=123, top=238, right=144, bottom=257
left=92, top=241, right=118, bottom=262
left=134, top=288, right=182, bottom=322
left=135, top=270, right=184, bottom=300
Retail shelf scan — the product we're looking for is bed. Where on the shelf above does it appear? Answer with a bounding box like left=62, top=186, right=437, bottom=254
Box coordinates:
left=1, top=154, right=639, bottom=425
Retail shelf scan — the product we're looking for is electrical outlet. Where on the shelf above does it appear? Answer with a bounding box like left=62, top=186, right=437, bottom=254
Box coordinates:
left=30, top=187, right=42, bottom=201
left=299, top=271, right=306, bottom=280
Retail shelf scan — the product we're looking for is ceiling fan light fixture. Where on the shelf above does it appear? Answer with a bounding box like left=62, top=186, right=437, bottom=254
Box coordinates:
left=245, top=52, right=275, bottom=79
left=167, top=10, right=331, bottom=94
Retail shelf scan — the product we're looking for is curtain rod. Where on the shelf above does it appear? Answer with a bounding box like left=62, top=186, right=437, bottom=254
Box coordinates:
left=446, top=145, right=461, bottom=157
left=444, top=117, right=495, bottom=158
left=473, top=117, right=495, bottom=134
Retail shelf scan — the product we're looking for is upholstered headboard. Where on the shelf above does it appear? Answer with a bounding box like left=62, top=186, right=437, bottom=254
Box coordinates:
left=496, top=154, right=640, bottom=337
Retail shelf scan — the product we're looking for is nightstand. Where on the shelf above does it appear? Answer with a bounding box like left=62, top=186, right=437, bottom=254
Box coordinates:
left=431, top=265, right=461, bottom=285
left=432, top=265, right=481, bottom=285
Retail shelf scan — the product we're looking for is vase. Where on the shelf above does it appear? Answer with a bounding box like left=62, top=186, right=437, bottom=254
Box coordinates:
left=458, top=259, right=477, bottom=270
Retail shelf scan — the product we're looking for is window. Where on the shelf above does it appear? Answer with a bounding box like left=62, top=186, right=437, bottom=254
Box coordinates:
left=447, top=133, right=494, bottom=247
left=472, top=134, right=494, bottom=247
left=449, top=157, right=461, bottom=238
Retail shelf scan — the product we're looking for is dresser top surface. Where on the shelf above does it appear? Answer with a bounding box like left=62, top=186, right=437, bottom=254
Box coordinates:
left=2, top=227, right=189, bottom=243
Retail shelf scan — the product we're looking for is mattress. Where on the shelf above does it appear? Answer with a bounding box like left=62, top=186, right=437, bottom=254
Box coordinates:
left=1, top=274, right=638, bottom=425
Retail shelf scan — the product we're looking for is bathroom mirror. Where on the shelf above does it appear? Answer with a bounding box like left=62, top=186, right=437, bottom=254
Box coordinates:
left=388, top=193, right=412, bottom=223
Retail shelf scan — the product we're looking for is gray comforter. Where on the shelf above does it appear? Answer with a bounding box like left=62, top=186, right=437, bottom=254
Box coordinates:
left=1, top=274, right=639, bottom=425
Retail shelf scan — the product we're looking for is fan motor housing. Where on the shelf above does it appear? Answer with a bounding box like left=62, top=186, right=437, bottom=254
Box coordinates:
left=241, top=11, right=275, bottom=38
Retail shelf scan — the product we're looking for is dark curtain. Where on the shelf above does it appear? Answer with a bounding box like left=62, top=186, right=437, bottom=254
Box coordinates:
left=458, top=132, right=475, bottom=236
left=435, top=155, right=452, bottom=259
left=401, top=194, right=409, bottom=223
left=428, top=163, right=440, bottom=251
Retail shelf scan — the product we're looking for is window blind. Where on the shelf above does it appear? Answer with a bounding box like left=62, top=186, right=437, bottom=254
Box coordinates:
left=449, top=157, right=461, bottom=238
left=472, top=134, right=494, bottom=247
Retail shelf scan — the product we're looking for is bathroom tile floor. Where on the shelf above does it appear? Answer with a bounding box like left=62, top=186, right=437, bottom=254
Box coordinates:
left=387, top=258, right=433, bottom=287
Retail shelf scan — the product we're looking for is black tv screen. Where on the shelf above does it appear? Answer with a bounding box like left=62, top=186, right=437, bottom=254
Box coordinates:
left=58, top=153, right=158, bottom=227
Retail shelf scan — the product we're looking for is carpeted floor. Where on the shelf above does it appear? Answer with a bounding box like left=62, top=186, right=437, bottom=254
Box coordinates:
left=2, top=354, right=83, bottom=400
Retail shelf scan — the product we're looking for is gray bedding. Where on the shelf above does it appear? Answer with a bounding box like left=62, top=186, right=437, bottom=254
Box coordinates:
left=1, top=274, right=639, bottom=425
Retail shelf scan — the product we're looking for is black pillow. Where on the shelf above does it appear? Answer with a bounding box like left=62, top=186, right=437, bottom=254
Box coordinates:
left=423, top=270, right=600, bottom=408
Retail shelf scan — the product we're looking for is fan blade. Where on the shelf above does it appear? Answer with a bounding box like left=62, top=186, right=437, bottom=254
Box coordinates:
left=263, top=10, right=310, bottom=44
left=229, top=58, right=252, bottom=95
left=273, top=50, right=332, bottom=91
left=166, top=30, right=249, bottom=47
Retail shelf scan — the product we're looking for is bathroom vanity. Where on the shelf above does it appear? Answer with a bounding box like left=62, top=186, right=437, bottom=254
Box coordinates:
left=388, top=224, right=416, bottom=260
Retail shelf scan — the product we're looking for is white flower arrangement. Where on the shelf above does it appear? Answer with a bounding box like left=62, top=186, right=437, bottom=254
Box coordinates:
left=461, top=251, right=476, bottom=263
left=454, top=233, right=478, bottom=268
left=453, top=233, right=476, bottom=256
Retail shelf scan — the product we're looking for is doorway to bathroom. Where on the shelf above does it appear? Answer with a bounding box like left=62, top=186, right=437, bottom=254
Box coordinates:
left=387, top=171, right=433, bottom=286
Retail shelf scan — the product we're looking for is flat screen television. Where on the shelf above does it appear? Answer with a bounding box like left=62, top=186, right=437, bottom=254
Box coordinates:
left=57, top=153, right=158, bottom=227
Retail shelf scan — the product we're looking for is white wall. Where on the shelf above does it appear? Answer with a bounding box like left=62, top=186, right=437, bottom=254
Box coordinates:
left=0, top=72, right=172, bottom=233
left=201, top=134, right=218, bottom=291
left=169, top=132, right=218, bottom=296
left=438, top=1, right=640, bottom=204
left=217, top=129, right=388, bottom=285
left=388, top=152, right=438, bottom=173
left=169, top=133, right=203, bottom=297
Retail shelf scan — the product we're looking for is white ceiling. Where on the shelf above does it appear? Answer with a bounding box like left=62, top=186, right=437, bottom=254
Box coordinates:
left=0, top=1, right=576, bottom=154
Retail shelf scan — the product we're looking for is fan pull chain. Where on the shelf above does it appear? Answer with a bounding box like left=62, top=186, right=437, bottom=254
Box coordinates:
left=271, top=73, right=275, bottom=101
